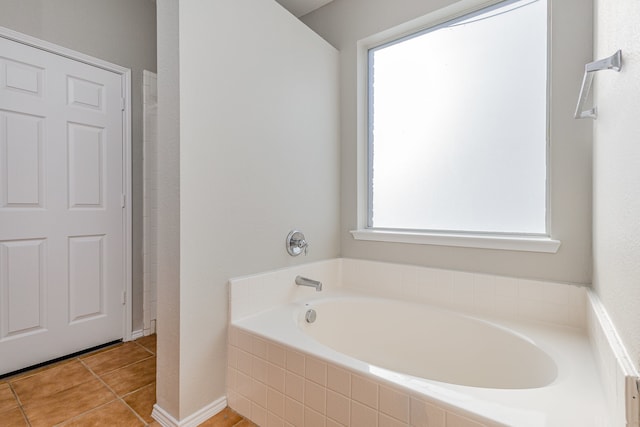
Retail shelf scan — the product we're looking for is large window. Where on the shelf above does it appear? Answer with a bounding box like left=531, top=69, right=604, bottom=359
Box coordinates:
left=368, top=0, right=548, bottom=236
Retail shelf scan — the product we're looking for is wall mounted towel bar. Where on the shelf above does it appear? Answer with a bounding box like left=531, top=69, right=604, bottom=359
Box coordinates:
left=574, top=50, right=622, bottom=119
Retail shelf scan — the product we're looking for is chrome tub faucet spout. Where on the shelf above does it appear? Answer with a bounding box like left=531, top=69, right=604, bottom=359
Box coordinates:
left=295, top=275, right=322, bottom=292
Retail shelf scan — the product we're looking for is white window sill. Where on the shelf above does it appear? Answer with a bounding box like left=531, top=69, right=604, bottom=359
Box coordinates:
left=350, top=229, right=561, bottom=253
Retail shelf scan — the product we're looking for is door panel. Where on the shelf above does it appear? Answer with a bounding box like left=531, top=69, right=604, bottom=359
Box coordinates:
left=68, top=235, right=105, bottom=324
left=2, top=56, right=44, bottom=97
left=0, top=36, right=125, bottom=374
left=0, top=110, right=44, bottom=207
left=68, top=122, right=104, bottom=208
left=0, top=239, right=45, bottom=339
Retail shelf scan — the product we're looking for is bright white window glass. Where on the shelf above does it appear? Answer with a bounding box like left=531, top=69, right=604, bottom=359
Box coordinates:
left=369, top=0, right=547, bottom=234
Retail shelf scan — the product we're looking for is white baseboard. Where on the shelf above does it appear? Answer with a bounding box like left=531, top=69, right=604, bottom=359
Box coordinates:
left=131, top=329, right=144, bottom=340
left=152, top=396, right=227, bottom=427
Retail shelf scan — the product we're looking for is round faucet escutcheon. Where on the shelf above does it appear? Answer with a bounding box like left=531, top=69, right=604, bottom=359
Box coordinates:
left=286, top=230, right=308, bottom=256
left=305, top=309, right=317, bottom=323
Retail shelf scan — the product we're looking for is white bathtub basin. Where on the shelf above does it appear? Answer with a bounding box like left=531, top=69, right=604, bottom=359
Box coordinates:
left=232, top=290, right=609, bottom=426
left=299, top=297, right=557, bottom=389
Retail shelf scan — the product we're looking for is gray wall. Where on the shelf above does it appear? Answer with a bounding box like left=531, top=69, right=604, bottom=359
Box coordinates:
left=592, top=0, right=640, bottom=370
left=0, top=0, right=157, bottom=332
left=303, top=0, right=594, bottom=284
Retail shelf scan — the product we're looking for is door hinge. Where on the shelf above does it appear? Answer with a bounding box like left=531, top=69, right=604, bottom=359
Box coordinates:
left=121, top=291, right=126, bottom=305
left=121, top=194, right=126, bottom=208
left=121, top=97, right=126, bottom=111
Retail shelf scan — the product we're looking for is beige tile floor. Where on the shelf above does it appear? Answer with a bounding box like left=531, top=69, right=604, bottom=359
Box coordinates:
left=0, top=335, right=253, bottom=427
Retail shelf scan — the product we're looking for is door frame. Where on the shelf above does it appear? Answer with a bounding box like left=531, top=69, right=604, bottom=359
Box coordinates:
left=0, top=26, right=133, bottom=341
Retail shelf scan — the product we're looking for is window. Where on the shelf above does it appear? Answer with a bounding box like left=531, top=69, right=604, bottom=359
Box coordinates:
left=367, top=0, right=548, bottom=237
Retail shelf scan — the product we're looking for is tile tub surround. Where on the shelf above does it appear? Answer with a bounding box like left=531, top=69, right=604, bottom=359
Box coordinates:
left=229, top=259, right=341, bottom=322
left=228, top=298, right=609, bottom=426
left=227, top=259, right=614, bottom=426
left=227, top=325, right=495, bottom=427
left=587, top=291, right=640, bottom=427
left=229, top=258, right=586, bottom=328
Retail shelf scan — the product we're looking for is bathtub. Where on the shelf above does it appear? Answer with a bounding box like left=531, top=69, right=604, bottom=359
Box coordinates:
left=228, top=290, right=609, bottom=426
left=299, top=297, right=557, bottom=390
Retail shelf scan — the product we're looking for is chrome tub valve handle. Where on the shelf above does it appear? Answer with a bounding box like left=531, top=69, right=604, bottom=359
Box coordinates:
left=286, top=230, right=308, bottom=256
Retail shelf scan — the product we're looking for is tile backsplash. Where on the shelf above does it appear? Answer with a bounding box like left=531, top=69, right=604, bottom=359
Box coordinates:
left=341, top=259, right=586, bottom=329
left=229, top=259, right=341, bottom=322
left=229, top=258, right=587, bottom=329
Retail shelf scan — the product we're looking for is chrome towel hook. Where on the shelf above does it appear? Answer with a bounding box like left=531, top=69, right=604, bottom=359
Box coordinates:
left=574, top=50, right=622, bottom=119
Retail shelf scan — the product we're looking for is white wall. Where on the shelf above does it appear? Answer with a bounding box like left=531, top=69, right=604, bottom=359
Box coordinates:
left=302, top=0, right=594, bottom=284
left=592, top=0, right=640, bottom=371
left=0, top=0, right=157, bottom=332
left=143, top=71, right=158, bottom=336
left=156, top=0, right=340, bottom=419
left=156, top=0, right=181, bottom=417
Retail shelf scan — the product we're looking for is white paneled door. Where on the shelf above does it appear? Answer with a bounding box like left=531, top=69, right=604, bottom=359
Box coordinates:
left=0, top=34, right=128, bottom=375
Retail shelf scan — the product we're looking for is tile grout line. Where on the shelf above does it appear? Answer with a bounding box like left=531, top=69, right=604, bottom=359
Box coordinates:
left=79, top=357, right=121, bottom=399
left=8, top=379, right=24, bottom=407
left=129, top=335, right=157, bottom=424
left=80, top=351, right=154, bottom=426
left=11, top=356, right=89, bottom=427
left=48, top=397, right=148, bottom=427
left=118, top=396, right=150, bottom=427
left=50, top=399, right=115, bottom=427
left=85, top=354, right=155, bottom=378
left=7, top=383, right=31, bottom=427
left=19, top=405, right=31, bottom=427
left=132, top=338, right=156, bottom=355
left=82, top=341, right=153, bottom=365
left=128, top=336, right=157, bottom=425
left=120, top=382, right=157, bottom=426
left=80, top=338, right=155, bottom=378
left=3, top=356, right=78, bottom=385
left=6, top=339, right=127, bottom=384
left=4, top=338, right=157, bottom=427
left=40, top=358, right=122, bottom=426
left=95, top=355, right=156, bottom=396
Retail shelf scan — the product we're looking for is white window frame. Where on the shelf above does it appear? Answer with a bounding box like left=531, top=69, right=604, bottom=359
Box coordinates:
left=351, top=0, right=560, bottom=253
